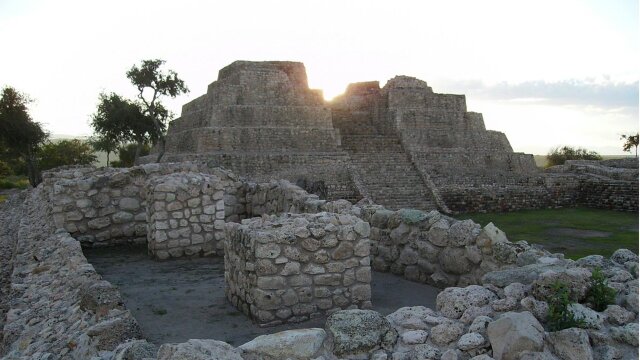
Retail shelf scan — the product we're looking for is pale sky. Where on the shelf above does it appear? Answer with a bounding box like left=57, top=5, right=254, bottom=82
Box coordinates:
left=0, top=0, right=637, bottom=155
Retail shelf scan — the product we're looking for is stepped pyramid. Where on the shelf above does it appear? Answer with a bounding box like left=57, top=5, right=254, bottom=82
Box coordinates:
left=146, top=61, right=541, bottom=212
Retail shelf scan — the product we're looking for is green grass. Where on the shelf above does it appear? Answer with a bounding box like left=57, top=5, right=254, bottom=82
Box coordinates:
left=457, top=207, right=638, bottom=260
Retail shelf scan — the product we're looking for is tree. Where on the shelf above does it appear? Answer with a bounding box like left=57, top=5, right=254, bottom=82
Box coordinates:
left=90, top=92, right=156, bottom=163
left=546, top=146, right=602, bottom=167
left=621, top=133, right=639, bottom=158
left=126, top=59, right=188, bottom=162
left=38, top=139, right=97, bottom=170
left=88, top=134, right=120, bottom=167
left=0, top=86, right=49, bottom=186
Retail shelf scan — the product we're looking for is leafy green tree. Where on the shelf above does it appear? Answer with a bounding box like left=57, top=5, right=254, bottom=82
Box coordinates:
left=621, top=133, right=639, bottom=158
left=90, top=92, right=156, bottom=163
left=38, top=139, right=97, bottom=170
left=0, top=86, right=49, bottom=186
left=126, top=59, right=188, bottom=162
left=112, top=142, right=150, bottom=168
left=545, top=146, right=602, bottom=167
left=88, top=134, right=120, bottom=167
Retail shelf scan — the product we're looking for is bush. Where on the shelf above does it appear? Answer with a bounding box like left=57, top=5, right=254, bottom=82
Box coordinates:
left=586, top=267, right=616, bottom=311
left=547, top=281, right=586, bottom=331
left=111, top=142, right=150, bottom=168
left=546, top=146, right=602, bottom=167
left=0, top=176, right=30, bottom=189
left=38, top=139, right=97, bottom=170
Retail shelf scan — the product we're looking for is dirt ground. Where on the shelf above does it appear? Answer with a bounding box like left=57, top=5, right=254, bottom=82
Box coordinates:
left=84, top=246, right=440, bottom=346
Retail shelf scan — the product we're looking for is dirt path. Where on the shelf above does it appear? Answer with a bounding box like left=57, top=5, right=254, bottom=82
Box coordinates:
left=84, top=246, right=440, bottom=346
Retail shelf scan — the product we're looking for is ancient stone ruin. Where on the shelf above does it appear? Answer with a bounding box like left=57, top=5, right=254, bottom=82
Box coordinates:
left=1, top=60, right=638, bottom=359
left=1, top=162, right=637, bottom=359
left=144, top=60, right=638, bottom=213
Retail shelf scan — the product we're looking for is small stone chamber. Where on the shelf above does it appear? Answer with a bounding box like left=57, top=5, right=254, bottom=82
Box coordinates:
left=224, top=212, right=372, bottom=326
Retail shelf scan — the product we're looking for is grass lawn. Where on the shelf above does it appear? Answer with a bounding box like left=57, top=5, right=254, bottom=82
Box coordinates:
left=456, top=207, right=639, bottom=260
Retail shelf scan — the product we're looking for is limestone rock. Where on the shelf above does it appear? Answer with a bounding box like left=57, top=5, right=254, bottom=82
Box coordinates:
left=610, top=249, right=638, bottom=265
left=604, top=305, right=635, bottom=325
left=520, top=296, right=549, bottom=322
left=487, top=311, right=544, bottom=360
left=86, top=311, right=143, bottom=351
left=468, top=316, right=493, bottom=336
left=410, top=344, right=441, bottom=360
left=568, top=303, right=604, bottom=329
left=79, top=280, right=124, bottom=314
left=503, top=282, right=530, bottom=301
left=547, top=328, right=593, bottom=360
left=157, top=339, right=242, bottom=360
left=400, top=329, right=428, bottom=345
left=326, top=309, right=397, bottom=356
left=482, top=264, right=565, bottom=287
left=112, top=340, right=158, bottom=360
left=436, top=285, right=498, bottom=319
left=610, top=323, right=639, bottom=346
left=476, top=222, right=507, bottom=248
left=430, top=322, right=465, bottom=346
left=457, top=332, right=486, bottom=351
left=386, top=306, right=434, bottom=330
left=532, top=268, right=592, bottom=302
left=239, top=328, right=326, bottom=359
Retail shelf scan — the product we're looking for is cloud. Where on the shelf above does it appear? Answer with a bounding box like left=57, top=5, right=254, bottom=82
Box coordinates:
left=439, top=79, right=639, bottom=110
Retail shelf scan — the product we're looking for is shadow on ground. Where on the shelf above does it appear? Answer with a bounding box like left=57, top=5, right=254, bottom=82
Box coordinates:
left=84, top=245, right=440, bottom=346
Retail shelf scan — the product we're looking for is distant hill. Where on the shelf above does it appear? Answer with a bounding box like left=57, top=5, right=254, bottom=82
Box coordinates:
left=534, top=154, right=634, bottom=168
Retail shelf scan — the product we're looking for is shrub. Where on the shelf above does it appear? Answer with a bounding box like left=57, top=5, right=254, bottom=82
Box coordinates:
left=586, top=267, right=616, bottom=311
left=545, top=146, right=601, bottom=167
left=547, top=281, right=586, bottom=331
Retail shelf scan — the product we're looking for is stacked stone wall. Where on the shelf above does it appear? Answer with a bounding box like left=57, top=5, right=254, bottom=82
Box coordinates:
left=1, top=187, right=142, bottom=357
left=159, top=153, right=360, bottom=202
left=224, top=213, right=372, bottom=326
left=146, top=172, right=242, bottom=259
left=45, top=166, right=149, bottom=247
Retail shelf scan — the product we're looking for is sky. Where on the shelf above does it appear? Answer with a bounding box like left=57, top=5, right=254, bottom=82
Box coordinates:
left=0, top=0, right=637, bottom=155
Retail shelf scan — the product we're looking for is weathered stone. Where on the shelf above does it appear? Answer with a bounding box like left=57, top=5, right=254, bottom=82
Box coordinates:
left=610, top=249, right=638, bottom=265
left=113, top=339, right=158, bottom=360
left=239, top=328, right=326, bottom=359
left=119, top=197, right=140, bottom=211
left=401, top=329, right=428, bottom=345
left=436, top=285, right=498, bottom=319
left=410, top=344, right=441, bottom=360
left=610, top=323, right=639, bottom=346
left=604, top=305, right=635, bottom=325
left=157, top=339, right=242, bottom=360
left=430, top=322, right=465, bottom=346
left=427, top=219, right=450, bottom=247
left=568, top=303, right=604, bottom=329
left=486, top=312, right=544, bottom=360
left=532, top=267, right=591, bottom=302
left=326, top=309, right=398, bottom=356
left=547, top=328, right=593, bottom=360
left=457, top=332, right=486, bottom=351
left=439, top=247, right=472, bottom=275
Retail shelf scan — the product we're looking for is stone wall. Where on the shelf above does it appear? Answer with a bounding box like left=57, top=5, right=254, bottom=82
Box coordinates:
left=224, top=212, right=372, bottom=326
left=146, top=172, right=239, bottom=260
left=1, top=186, right=143, bottom=358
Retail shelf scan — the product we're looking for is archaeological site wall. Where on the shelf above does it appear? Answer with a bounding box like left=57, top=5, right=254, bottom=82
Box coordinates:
left=1, top=163, right=638, bottom=359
